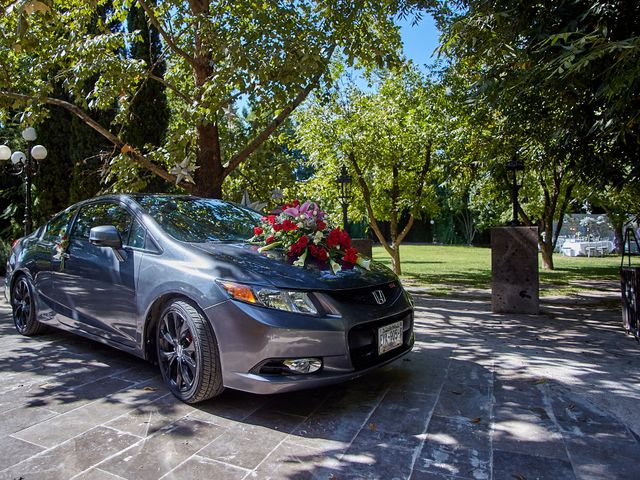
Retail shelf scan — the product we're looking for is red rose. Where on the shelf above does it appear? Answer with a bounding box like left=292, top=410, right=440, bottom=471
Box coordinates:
left=267, top=215, right=277, bottom=225
left=310, top=245, right=329, bottom=261
left=282, top=219, right=298, bottom=232
left=342, top=247, right=358, bottom=264
left=316, top=220, right=326, bottom=231
left=340, top=230, right=351, bottom=249
left=254, top=226, right=263, bottom=235
left=327, top=228, right=342, bottom=248
left=266, top=236, right=275, bottom=244
left=273, top=223, right=283, bottom=232
left=288, top=235, right=309, bottom=257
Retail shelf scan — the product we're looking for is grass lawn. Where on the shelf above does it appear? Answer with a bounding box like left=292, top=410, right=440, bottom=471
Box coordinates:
left=372, top=244, right=623, bottom=296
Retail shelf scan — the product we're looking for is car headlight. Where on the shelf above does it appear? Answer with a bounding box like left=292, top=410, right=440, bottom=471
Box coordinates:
left=218, top=281, right=318, bottom=315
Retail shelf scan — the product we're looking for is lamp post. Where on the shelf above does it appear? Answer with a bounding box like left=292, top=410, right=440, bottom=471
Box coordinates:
left=505, top=155, right=524, bottom=226
left=335, top=164, right=352, bottom=232
left=0, top=127, right=48, bottom=236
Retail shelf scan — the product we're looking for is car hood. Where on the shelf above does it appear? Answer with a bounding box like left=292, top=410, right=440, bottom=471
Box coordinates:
left=190, top=242, right=398, bottom=290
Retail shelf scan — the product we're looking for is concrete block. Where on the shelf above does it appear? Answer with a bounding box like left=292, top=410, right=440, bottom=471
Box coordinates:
left=491, top=227, right=540, bottom=314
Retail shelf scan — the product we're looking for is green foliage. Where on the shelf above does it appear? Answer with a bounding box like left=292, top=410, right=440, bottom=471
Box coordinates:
left=0, top=0, right=412, bottom=197
left=294, top=66, right=443, bottom=272
left=436, top=0, right=640, bottom=186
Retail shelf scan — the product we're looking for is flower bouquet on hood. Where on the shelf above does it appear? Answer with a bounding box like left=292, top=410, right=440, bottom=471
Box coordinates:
left=249, top=199, right=371, bottom=274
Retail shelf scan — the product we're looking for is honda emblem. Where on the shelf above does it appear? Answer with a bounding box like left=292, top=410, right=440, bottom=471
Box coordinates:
left=372, top=290, right=386, bottom=305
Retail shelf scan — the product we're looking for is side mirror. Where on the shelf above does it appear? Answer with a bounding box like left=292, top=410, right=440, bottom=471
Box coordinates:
left=89, top=225, right=123, bottom=249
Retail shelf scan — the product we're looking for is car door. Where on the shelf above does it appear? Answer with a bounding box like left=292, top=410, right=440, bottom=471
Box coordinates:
left=33, top=207, right=78, bottom=321
left=53, top=201, right=145, bottom=347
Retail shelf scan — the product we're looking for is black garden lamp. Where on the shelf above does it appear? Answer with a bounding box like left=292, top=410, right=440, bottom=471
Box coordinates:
left=0, top=127, right=47, bottom=236
left=335, top=164, right=352, bottom=232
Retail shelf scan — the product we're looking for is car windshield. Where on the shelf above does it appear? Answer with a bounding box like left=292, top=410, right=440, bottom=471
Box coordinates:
left=135, top=195, right=262, bottom=243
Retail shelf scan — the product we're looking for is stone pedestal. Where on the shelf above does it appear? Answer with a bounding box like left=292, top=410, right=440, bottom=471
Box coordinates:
left=352, top=238, right=373, bottom=258
left=491, top=227, right=539, bottom=314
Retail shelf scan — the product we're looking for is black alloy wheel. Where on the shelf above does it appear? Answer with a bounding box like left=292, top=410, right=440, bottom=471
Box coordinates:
left=11, top=276, right=46, bottom=336
left=156, top=299, right=223, bottom=403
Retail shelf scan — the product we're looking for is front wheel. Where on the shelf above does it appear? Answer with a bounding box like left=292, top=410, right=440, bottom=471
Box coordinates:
left=156, top=299, right=224, bottom=403
left=11, top=275, right=46, bottom=336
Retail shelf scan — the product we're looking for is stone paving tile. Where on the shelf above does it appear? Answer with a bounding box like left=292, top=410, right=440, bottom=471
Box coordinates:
left=0, top=435, right=44, bottom=471
left=493, top=450, right=576, bottom=480
left=73, top=468, right=127, bottom=480
left=99, top=418, right=225, bottom=480
left=0, top=426, right=138, bottom=480
left=547, top=388, right=631, bottom=439
left=564, top=436, right=640, bottom=480
left=387, top=354, right=450, bottom=394
left=105, top=393, right=195, bottom=438
left=252, top=441, right=336, bottom=479
left=433, top=381, right=491, bottom=420
left=491, top=405, right=568, bottom=460
left=28, top=375, right=135, bottom=413
left=12, top=398, right=134, bottom=448
left=445, top=359, right=494, bottom=387
left=197, top=421, right=289, bottom=470
left=330, top=429, right=422, bottom=480
left=414, top=415, right=490, bottom=480
left=263, top=387, right=333, bottom=417
left=0, top=405, right=58, bottom=436
left=163, top=456, right=248, bottom=480
left=366, top=390, right=437, bottom=435
left=185, top=389, right=266, bottom=428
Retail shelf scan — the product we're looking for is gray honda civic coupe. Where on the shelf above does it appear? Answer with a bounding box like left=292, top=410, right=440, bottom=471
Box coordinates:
left=5, top=194, right=414, bottom=403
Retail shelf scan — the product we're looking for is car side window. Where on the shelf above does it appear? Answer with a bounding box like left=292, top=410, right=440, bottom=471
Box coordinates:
left=128, top=219, right=146, bottom=249
left=42, top=208, right=76, bottom=243
left=71, top=203, right=135, bottom=246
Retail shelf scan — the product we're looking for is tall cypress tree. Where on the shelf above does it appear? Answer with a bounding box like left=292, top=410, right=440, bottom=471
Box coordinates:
left=124, top=1, right=169, bottom=192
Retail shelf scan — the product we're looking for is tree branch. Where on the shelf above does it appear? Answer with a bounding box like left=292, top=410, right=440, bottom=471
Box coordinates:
left=348, top=151, right=395, bottom=257
left=0, top=90, right=192, bottom=191
left=223, top=44, right=336, bottom=177
left=396, top=141, right=432, bottom=245
left=137, top=0, right=198, bottom=69
left=148, top=73, right=193, bottom=104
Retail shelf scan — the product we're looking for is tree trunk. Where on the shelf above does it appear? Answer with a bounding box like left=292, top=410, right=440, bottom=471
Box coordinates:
left=540, top=242, right=554, bottom=270
left=193, top=123, right=223, bottom=197
left=391, top=247, right=401, bottom=275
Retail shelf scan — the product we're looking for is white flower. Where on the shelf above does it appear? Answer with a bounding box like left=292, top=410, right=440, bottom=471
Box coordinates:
left=313, top=231, right=323, bottom=245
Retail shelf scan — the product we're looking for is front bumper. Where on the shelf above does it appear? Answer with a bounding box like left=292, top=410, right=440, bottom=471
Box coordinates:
left=205, top=290, right=414, bottom=395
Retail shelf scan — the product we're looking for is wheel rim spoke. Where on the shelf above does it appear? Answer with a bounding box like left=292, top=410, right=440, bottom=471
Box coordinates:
left=158, top=307, right=198, bottom=394
left=13, top=279, right=32, bottom=332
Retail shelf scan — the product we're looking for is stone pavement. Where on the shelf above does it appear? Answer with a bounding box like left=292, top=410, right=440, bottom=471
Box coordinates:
left=1, top=284, right=640, bottom=480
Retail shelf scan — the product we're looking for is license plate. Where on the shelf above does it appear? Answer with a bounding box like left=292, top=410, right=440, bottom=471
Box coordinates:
left=378, top=321, right=403, bottom=355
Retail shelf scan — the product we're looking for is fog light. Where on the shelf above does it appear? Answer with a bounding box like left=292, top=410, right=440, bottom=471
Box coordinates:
left=283, top=358, right=322, bottom=374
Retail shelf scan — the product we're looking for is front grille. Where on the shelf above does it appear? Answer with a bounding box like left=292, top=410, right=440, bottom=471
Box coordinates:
left=348, top=311, right=414, bottom=370
left=327, top=282, right=402, bottom=306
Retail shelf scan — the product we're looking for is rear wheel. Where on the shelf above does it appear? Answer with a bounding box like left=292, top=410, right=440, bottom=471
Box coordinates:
left=11, top=275, right=46, bottom=336
left=156, top=299, right=224, bottom=403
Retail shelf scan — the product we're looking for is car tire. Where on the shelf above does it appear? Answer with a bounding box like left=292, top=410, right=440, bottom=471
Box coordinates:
left=11, top=275, right=47, bottom=336
left=156, top=299, right=224, bottom=403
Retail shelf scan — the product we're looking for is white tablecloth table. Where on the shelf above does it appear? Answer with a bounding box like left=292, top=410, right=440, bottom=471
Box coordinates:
left=561, top=240, right=614, bottom=257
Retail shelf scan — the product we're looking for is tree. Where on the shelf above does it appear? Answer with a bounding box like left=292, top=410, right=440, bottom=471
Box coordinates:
left=0, top=1, right=410, bottom=198
left=296, top=68, right=440, bottom=274
left=429, top=0, right=631, bottom=268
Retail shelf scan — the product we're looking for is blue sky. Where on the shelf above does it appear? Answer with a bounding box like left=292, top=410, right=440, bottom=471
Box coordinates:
left=398, top=13, right=441, bottom=67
